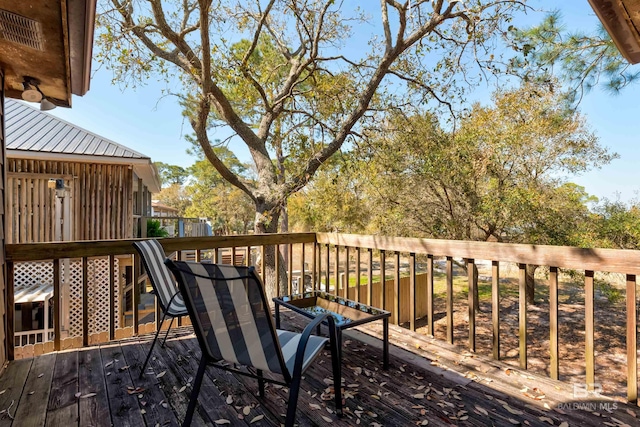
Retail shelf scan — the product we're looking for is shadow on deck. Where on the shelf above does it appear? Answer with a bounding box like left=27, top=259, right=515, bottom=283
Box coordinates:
left=0, top=310, right=637, bottom=426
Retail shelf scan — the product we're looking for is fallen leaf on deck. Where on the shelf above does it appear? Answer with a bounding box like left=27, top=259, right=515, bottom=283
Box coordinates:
left=417, top=421, right=428, bottom=426
left=37, top=373, right=44, bottom=378
left=505, top=368, right=512, bottom=376
left=243, top=406, right=251, bottom=415
left=214, top=420, right=231, bottom=425
left=371, top=394, right=380, bottom=400
left=0, top=390, right=4, bottom=395
left=140, top=409, right=146, bottom=415
left=104, top=361, right=113, bottom=368
left=508, top=419, right=520, bottom=425
left=475, top=405, right=488, bottom=416
left=156, top=371, right=166, bottom=379
left=321, top=415, right=333, bottom=422
left=538, top=416, right=554, bottom=425
left=559, top=422, right=568, bottom=427
left=75, top=392, right=82, bottom=398
left=178, top=386, right=186, bottom=393
left=309, top=403, right=321, bottom=410
left=249, top=415, right=264, bottom=424
left=119, top=365, right=130, bottom=372
left=626, top=408, right=637, bottom=417
left=81, top=393, right=97, bottom=399
left=226, top=395, right=233, bottom=405
left=412, top=393, right=425, bottom=399
left=504, top=404, right=523, bottom=415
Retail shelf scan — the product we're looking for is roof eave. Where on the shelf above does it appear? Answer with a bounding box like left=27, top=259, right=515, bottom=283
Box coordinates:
left=589, top=0, right=640, bottom=64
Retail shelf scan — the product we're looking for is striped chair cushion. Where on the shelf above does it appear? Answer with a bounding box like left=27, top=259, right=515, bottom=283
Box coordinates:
left=133, top=239, right=187, bottom=316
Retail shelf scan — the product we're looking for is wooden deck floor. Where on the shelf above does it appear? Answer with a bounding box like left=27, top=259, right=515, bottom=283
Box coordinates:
left=0, top=311, right=638, bottom=427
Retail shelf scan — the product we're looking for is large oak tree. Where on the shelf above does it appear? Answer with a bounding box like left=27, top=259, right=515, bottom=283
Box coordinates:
left=97, top=0, right=530, bottom=295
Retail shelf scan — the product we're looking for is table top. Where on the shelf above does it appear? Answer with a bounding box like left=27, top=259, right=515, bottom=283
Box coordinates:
left=273, top=291, right=390, bottom=329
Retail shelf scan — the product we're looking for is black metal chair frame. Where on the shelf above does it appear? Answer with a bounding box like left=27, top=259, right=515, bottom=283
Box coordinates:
left=165, top=259, right=343, bottom=427
left=132, top=240, right=189, bottom=378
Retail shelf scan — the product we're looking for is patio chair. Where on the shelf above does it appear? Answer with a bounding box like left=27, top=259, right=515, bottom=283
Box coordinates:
left=165, top=259, right=342, bottom=427
left=132, top=239, right=188, bottom=378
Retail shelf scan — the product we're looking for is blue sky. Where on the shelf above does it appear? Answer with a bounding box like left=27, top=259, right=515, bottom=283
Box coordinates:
left=48, top=0, right=640, bottom=203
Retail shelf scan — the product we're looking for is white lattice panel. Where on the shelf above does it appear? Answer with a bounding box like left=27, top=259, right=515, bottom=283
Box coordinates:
left=15, top=258, right=120, bottom=339
left=14, top=261, right=53, bottom=294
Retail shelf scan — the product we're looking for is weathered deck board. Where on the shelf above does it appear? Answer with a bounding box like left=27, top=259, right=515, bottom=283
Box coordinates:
left=77, top=347, right=110, bottom=427
left=119, top=337, right=179, bottom=426
left=0, top=358, right=31, bottom=427
left=101, top=344, right=145, bottom=427
left=0, top=319, right=639, bottom=427
left=46, top=351, right=78, bottom=426
left=12, top=353, right=55, bottom=427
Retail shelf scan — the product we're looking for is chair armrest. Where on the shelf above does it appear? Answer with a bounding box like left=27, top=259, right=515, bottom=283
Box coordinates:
left=291, top=313, right=338, bottom=379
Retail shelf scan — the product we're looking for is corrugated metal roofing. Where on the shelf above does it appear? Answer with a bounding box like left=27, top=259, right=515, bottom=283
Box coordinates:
left=4, top=98, right=150, bottom=159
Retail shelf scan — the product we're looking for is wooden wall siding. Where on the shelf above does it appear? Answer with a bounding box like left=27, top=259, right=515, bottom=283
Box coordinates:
left=0, top=70, right=8, bottom=366
left=6, top=160, right=134, bottom=242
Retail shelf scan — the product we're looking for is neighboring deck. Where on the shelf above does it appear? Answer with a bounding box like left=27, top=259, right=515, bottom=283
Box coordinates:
left=0, top=311, right=638, bottom=427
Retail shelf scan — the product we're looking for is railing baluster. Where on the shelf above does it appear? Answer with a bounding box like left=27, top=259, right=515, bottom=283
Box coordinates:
left=300, top=243, right=306, bottom=293
left=260, top=246, right=265, bottom=282
left=549, top=266, right=558, bottom=379
left=519, top=263, right=527, bottom=369
left=627, top=274, right=638, bottom=404
left=409, top=253, right=416, bottom=331
left=492, top=261, right=500, bottom=360
left=585, top=270, right=595, bottom=390
left=288, top=244, right=293, bottom=295
left=380, top=250, right=386, bottom=312
left=394, top=251, right=400, bottom=325
left=367, top=248, right=373, bottom=306
left=344, top=246, right=350, bottom=299
left=446, top=256, right=453, bottom=344
left=109, top=254, right=115, bottom=342
left=335, top=246, right=340, bottom=296
left=275, top=244, right=280, bottom=295
left=468, top=258, right=476, bottom=352
left=7, top=261, right=15, bottom=360
left=356, top=248, right=361, bottom=304
left=82, top=256, right=89, bottom=347
left=312, top=243, right=317, bottom=291
left=133, top=253, right=141, bottom=336
left=427, top=254, right=434, bottom=337
left=325, top=244, right=330, bottom=293
left=246, top=246, right=251, bottom=266
left=53, top=259, right=60, bottom=352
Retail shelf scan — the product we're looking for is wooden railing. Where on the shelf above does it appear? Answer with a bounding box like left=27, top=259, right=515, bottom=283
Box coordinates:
left=5, top=232, right=640, bottom=404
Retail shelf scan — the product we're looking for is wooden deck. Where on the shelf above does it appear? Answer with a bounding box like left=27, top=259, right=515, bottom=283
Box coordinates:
left=0, top=311, right=638, bottom=427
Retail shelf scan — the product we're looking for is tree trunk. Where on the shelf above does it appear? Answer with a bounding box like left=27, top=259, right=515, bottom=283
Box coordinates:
left=254, top=200, right=288, bottom=299
left=525, top=264, right=538, bottom=305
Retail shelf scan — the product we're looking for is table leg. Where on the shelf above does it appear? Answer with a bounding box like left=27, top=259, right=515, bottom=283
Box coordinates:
left=383, top=317, right=389, bottom=370
left=275, top=303, right=281, bottom=329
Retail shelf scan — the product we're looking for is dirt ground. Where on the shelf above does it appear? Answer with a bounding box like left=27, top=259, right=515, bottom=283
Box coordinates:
left=412, top=268, right=635, bottom=403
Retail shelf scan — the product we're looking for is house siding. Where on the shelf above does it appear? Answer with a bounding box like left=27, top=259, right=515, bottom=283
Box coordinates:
left=0, top=70, right=8, bottom=364
left=7, top=159, right=134, bottom=242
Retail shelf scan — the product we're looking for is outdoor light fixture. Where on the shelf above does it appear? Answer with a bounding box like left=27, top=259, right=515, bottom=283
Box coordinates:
left=21, top=76, right=56, bottom=111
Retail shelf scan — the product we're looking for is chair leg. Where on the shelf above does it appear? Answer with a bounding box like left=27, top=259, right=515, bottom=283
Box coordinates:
left=161, top=316, right=175, bottom=348
left=330, top=326, right=343, bottom=416
left=284, top=375, right=303, bottom=427
left=139, top=311, right=169, bottom=379
left=183, top=357, right=208, bottom=427
left=257, top=369, right=265, bottom=397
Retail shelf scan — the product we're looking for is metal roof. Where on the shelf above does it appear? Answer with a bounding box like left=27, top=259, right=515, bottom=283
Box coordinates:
left=5, top=98, right=149, bottom=159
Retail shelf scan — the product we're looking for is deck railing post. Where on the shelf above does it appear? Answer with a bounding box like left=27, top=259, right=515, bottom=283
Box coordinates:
left=549, top=266, right=559, bottom=380
left=427, top=255, right=434, bottom=337
left=492, top=261, right=500, bottom=360
left=82, top=257, right=89, bottom=347
left=626, top=274, right=638, bottom=404
left=445, top=257, right=454, bottom=344
left=7, top=261, right=15, bottom=360
left=467, top=258, right=476, bottom=352
left=409, top=253, right=416, bottom=331
left=394, top=252, right=400, bottom=325
left=585, top=270, right=595, bottom=390
left=518, top=263, right=527, bottom=369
